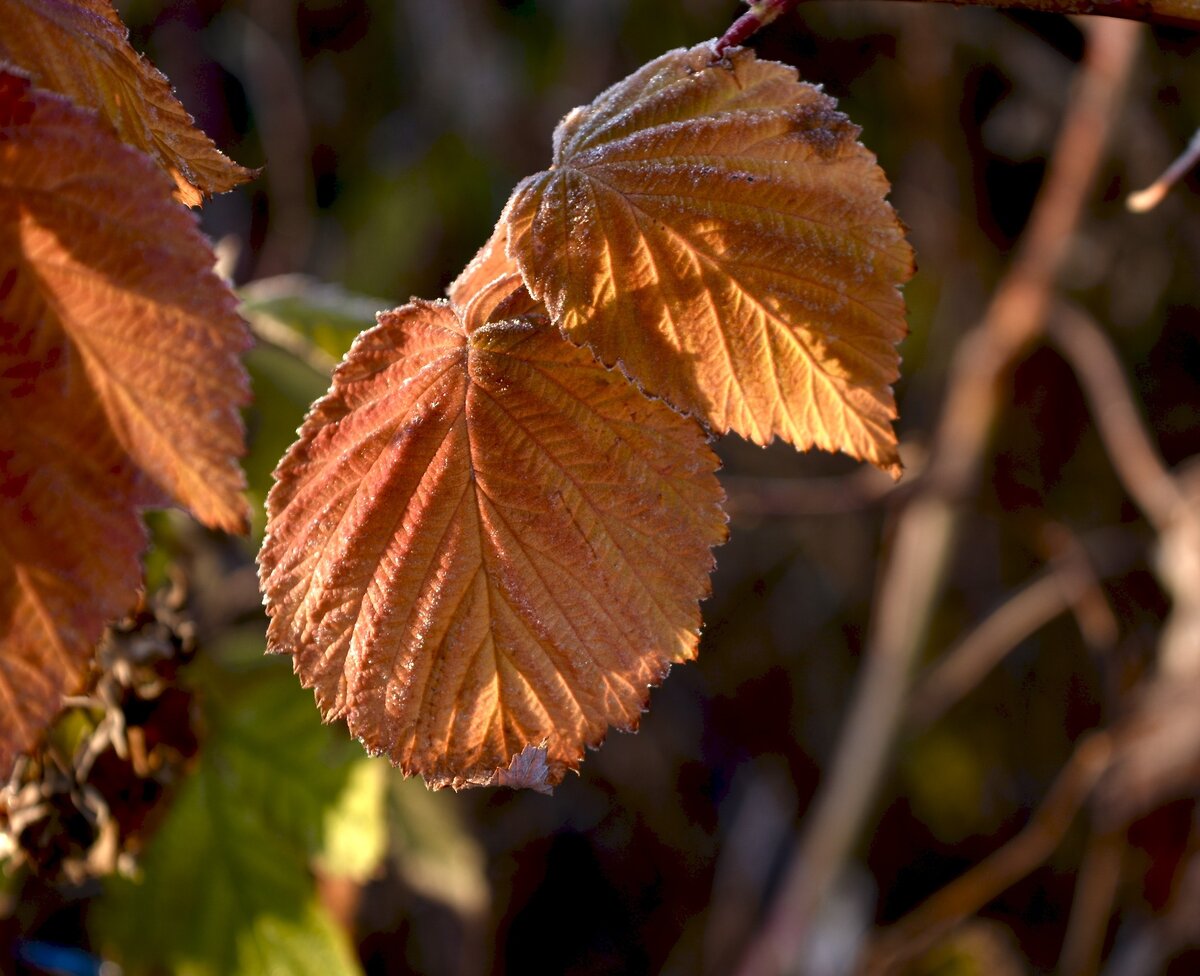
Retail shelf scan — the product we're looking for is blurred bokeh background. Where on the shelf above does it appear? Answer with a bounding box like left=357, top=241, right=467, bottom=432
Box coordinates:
left=4, top=1, right=1200, bottom=974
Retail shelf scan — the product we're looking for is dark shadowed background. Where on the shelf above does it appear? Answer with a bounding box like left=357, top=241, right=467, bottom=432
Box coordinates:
left=9, top=1, right=1200, bottom=973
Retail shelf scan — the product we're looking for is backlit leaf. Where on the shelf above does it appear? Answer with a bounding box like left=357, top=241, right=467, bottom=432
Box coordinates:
left=504, top=43, right=913, bottom=474
left=0, top=73, right=250, bottom=775
left=0, top=0, right=254, bottom=206
left=260, top=299, right=726, bottom=789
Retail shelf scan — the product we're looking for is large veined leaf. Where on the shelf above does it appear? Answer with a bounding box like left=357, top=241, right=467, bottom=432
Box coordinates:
left=259, top=294, right=726, bottom=790
left=503, top=43, right=913, bottom=474
left=0, top=0, right=253, bottom=206
left=0, top=72, right=250, bottom=775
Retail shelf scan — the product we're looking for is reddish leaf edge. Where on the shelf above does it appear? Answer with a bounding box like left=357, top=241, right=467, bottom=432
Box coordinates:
left=259, top=295, right=728, bottom=793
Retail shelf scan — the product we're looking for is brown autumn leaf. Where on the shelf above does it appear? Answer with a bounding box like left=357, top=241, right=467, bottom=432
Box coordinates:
left=0, top=71, right=250, bottom=775
left=0, top=0, right=254, bottom=206
left=260, top=295, right=726, bottom=790
left=504, top=43, right=914, bottom=475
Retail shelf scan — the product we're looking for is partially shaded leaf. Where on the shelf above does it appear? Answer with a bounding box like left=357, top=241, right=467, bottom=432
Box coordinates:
left=0, top=0, right=254, bottom=205
left=489, top=742, right=554, bottom=794
left=0, top=73, right=250, bottom=774
left=260, top=299, right=726, bottom=789
left=504, top=43, right=913, bottom=474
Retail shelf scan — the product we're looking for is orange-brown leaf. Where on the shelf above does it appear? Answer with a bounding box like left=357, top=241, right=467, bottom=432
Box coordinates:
left=447, top=221, right=541, bottom=334
left=0, top=73, right=250, bottom=773
left=260, top=300, right=726, bottom=790
left=447, top=219, right=516, bottom=311
left=503, top=43, right=914, bottom=474
left=0, top=0, right=254, bottom=205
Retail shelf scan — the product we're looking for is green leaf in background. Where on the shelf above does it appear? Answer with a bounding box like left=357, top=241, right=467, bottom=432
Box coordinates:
left=238, top=276, right=386, bottom=538
left=93, top=626, right=386, bottom=976
left=242, top=344, right=328, bottom=539
left=319, top=758, right=387, bottom=885
left=390, top=777, right=488, bottom=920
left=240, top=275, right=385, bottom=362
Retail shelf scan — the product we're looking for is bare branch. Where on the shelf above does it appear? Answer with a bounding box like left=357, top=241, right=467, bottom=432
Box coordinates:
left=714, top=0, right=1198, bottom=51
left=1058, top=829, right=1125, bottom=976
left=864, top=734, right=1114, bottom=974
left=1127, top=126, right=1200, bottom=212
left=906, top=529, right=1130, bottom=729
left=1047, top=304, right=1190, bottom=534
left=731, top=19, right=1141, bottom=976
left=823, top=0, right=1199, bottom=30
left=722, top=464, right=912, bottom=518
left=714, top=1, right=802, bottom=56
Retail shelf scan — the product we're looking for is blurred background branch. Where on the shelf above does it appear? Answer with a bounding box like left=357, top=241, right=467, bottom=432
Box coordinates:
left=732, top=17, right=1141, bottom=976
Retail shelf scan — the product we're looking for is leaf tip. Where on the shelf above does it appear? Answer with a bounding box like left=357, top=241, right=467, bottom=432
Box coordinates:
left=415, top=745, right=564, bottom=795
left=485, top=743, right=558, bottom=795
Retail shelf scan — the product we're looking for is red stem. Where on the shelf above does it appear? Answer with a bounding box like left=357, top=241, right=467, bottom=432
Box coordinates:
left=713, top=0, right=802, bottom=56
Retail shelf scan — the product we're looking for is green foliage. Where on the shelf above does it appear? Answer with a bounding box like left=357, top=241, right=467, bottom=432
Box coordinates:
left=240, top=277, right=385, bottom=361
left=389, top=777, right=488, bottom=916
left=94, top=627, right=385, bottom=976
left=319, top=760, right=388, bottom=886
left=239, top=278, right=386, bottom=537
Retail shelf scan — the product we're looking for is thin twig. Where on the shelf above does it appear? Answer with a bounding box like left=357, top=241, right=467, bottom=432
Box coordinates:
left=722, top=464, right=913, bottom=518
left=1047, top=304, right=1190, bottom=535
left=863, top=734, right=1114, bottom=974
left=1127, top=125, right=1200, bottom=212
left=907, top=575, right=1065, bottom=725
left=1047, top=525, right=1124, bottom=652
left=906, top=530, right=1130, bottom=729
left=1058, top=828, right=1125, bottom=976
left=714, top=0, right=1200, bottom=51
left=1047, top=304, right=1200, bottom=678
left=714, top=1, right=802, bottom=55
left=812, top=0, right=1198, bottom=30
left=731, top=20, right=1141, bottom=976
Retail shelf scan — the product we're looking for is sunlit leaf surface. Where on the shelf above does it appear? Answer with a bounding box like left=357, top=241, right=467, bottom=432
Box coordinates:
left=504, top=43, right=913, bottom=473
left=260, top=298, right=726, bottom=789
